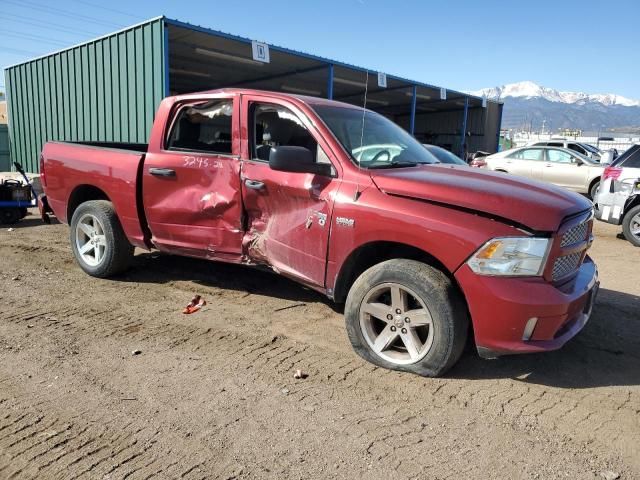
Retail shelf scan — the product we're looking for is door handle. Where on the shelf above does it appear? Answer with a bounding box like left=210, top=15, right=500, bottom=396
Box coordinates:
left=244, top=179, right=265, bottom=190
left=149, top=167, right=176, bottom=177
left=544, top=164, right=553, bottom=167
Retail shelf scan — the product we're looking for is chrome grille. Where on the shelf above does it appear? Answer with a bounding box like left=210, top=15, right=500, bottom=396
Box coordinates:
left=552, top=252, right=582, bottom=280
left=561, top=221, right=589, bottom=247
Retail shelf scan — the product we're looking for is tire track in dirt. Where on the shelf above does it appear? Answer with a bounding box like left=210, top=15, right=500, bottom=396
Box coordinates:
left=1, top=289, right=638, bottom=473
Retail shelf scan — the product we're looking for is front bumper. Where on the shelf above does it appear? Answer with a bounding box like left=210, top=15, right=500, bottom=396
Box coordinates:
left=455, top=256, right=598, bottom=358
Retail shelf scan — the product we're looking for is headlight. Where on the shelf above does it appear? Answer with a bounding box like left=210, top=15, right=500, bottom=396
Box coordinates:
left=467, top=237, right=551, bottom=276
left=617, top=180, right=635, bottom=194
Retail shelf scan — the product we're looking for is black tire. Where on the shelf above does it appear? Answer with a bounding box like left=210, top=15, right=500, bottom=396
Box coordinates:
left=344, top=259, right=469, bottom=377
left=622, top=205, right=640, bottom=247
left=19, top=207, right=28, bottom=219
left=0, top=208, right=21, bottom=224
left=589, top=180, right=600, bottom=200
left=69, top=200, right=134, bottom=277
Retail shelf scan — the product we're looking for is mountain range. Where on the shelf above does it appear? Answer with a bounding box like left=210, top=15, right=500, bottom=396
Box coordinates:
left=470, top=81, right=640, bottom=133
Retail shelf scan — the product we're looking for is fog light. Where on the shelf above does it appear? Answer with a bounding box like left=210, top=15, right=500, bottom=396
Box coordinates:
left=522, top=317, right=538, bottom=341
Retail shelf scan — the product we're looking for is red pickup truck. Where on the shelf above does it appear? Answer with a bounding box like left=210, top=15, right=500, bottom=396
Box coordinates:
left=40, top=89, right=598, bottom=376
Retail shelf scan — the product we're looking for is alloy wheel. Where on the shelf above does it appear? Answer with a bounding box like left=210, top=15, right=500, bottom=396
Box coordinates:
left=359, top=282, right=435, bottom=365
left=75, top=213, right=108, bottom=266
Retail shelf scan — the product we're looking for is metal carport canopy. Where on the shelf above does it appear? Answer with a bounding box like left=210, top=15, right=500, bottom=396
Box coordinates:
left=164, top=17, right=489, bottom=137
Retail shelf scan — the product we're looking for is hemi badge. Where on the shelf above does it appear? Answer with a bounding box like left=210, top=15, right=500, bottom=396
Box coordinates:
left=336, top=217, right=355, bottom=228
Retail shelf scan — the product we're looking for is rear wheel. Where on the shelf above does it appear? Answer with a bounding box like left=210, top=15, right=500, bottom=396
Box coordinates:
left=344, top=259, right=468, bottom=377
left=589, top=180, right=600, bottom=200
left=69, top=200, right=134, bottom=277
left=0, top=208, right=21, bottom=224
left=622, top=205, right=640, bottom=247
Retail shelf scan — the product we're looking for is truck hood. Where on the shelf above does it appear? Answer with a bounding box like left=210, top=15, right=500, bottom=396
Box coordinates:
left=370, top=164, right=592, bottom=232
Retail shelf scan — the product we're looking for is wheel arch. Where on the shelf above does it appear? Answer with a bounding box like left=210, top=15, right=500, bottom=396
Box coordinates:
left=588, top=176, right=600, bottom=193
left=67, top=185, right=111, bottom=224
left=332, top=241, right=456, bottom=304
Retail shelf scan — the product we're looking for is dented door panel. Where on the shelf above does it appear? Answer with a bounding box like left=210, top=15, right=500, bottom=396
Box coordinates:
left=142, top=95, right=244, bottom=259
left=241, top=160, right=339, bottom=286
left=239, top=94, right=342, bottom=288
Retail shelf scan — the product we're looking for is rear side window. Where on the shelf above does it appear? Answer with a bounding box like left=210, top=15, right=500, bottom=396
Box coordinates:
left=167, top=100, right=233, bottom=154
left=548, top=142, right=564, bottom=147
left=509, top=148, right=543, bottom=161
left=547, top=149, right=574, bottom=163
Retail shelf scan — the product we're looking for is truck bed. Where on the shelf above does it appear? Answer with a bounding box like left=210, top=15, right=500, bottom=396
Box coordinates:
left=41, top=141, right=148, bottom=248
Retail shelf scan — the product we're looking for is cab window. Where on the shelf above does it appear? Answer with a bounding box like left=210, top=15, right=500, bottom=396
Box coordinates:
left=167, top=100, right=233, bottom=154
left=251, top=103, right=330, bottom=165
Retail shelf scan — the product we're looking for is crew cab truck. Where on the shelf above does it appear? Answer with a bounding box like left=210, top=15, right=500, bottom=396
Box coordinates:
left=40, top=89, right=599, bottom=376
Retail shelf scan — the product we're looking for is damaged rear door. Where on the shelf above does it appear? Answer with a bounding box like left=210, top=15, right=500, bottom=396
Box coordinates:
left=143, top=95, right=244, bottom=260
left=240, top=95, right=341, bottom=288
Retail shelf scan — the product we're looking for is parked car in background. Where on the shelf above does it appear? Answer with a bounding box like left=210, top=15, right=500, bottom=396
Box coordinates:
left=38, top=88, right=599, bottom=377
left=595, top=144, right=640, bottom=246
left=529, top=139, right=602, bottom=161
left=480, top=146, right=604, bottom=199
left=422, top=144, right=467, bottom=165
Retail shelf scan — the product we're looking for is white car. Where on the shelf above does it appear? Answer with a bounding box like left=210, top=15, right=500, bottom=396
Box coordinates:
left=480, top=146, right=604, bottom=199
left=529, top=139, right=602, bottom=161
left=595, top=144, right=640, bottom=245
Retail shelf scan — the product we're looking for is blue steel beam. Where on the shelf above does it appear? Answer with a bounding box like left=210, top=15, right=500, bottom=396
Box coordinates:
left=460, top=97, right=469, bottom=157
left=163, top=23, right=170, bottom=97
left=409, top=85, right=417, bottom=136
left=327, top=64, right=334, bottom=99
left=495, top=103, right=504, bottom=152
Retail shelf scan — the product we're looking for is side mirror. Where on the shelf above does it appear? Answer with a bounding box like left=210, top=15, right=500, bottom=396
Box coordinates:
left=269, top=146, right=332, bottom=176
left=574, top=157, right=584, bottom=166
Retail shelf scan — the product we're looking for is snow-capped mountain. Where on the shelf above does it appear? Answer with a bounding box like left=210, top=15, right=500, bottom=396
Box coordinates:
left=470, top=81, right=640, bottom=108
left=469, top=81, right=640, bottom=132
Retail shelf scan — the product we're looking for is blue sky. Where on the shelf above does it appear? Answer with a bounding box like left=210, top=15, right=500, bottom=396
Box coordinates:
left=1, top=0, right=638, bottom=98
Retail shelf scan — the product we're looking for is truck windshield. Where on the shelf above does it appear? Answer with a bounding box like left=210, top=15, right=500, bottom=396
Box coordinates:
left=312, top=105, right=438, bottom=169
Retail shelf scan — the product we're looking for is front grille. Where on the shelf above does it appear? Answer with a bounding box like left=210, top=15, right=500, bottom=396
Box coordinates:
left=561, top=221, right=589, bottom=247
left=552, top=252, right=582, bottom=280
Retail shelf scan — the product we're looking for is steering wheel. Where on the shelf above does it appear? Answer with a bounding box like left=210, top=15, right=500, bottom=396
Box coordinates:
left=370, top=150, right=391, bottom=164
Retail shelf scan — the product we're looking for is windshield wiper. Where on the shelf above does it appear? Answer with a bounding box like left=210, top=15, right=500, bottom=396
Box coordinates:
left=367, top=161, right=419, bottom=169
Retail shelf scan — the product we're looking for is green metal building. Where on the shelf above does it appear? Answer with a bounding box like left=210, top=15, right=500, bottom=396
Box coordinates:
left=4, top=16, right=502, bottom=173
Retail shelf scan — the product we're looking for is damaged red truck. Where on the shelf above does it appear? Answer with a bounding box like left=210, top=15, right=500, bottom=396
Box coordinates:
left=39, top=89, right=599, bottom=376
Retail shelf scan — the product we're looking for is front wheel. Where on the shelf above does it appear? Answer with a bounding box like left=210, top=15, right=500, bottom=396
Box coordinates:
left=344, top=259, right=469, bottom=377
left=622, top=205, right=640, bottom=247
left=69, top=200, right=134, bottom=277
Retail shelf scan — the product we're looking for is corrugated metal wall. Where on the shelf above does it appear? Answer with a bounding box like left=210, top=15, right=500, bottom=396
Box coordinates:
left=4, top=18, right=166, bottom=172
left=0, top=124, right=10, bottom=171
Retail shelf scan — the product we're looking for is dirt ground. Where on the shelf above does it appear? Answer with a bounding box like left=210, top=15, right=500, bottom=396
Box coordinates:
left=0, top=212, right=638, bottom=480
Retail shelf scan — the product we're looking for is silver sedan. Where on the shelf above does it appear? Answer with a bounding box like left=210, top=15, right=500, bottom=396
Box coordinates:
left=479, top=146, right=605, bottom=199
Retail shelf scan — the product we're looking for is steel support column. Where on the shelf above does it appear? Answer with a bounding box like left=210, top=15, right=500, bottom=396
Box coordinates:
left=409, top=85, right=417, bottom=136
left=327, top=64, right=334, bottom=100
left=460, top=97, right=469, bottom=158
left=495, top=103, right=503, bottom=152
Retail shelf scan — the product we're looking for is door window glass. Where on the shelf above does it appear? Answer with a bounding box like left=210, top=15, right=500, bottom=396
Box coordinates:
left=621, top=149, right=640, bottom=168
left=167, top=100, right=233, bottom=154
left=547, top=150, right=574, bottom=163
left=509, top=148, right=543, bottom=161
left=252, top=103, right=328, bottom=164
left=548, top=142, right=564, bottom=147
left=568, top=144, right=587, bottom=155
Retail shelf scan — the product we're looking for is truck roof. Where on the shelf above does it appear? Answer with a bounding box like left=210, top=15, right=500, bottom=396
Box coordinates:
left=176, top=88, right=365, bottom=110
